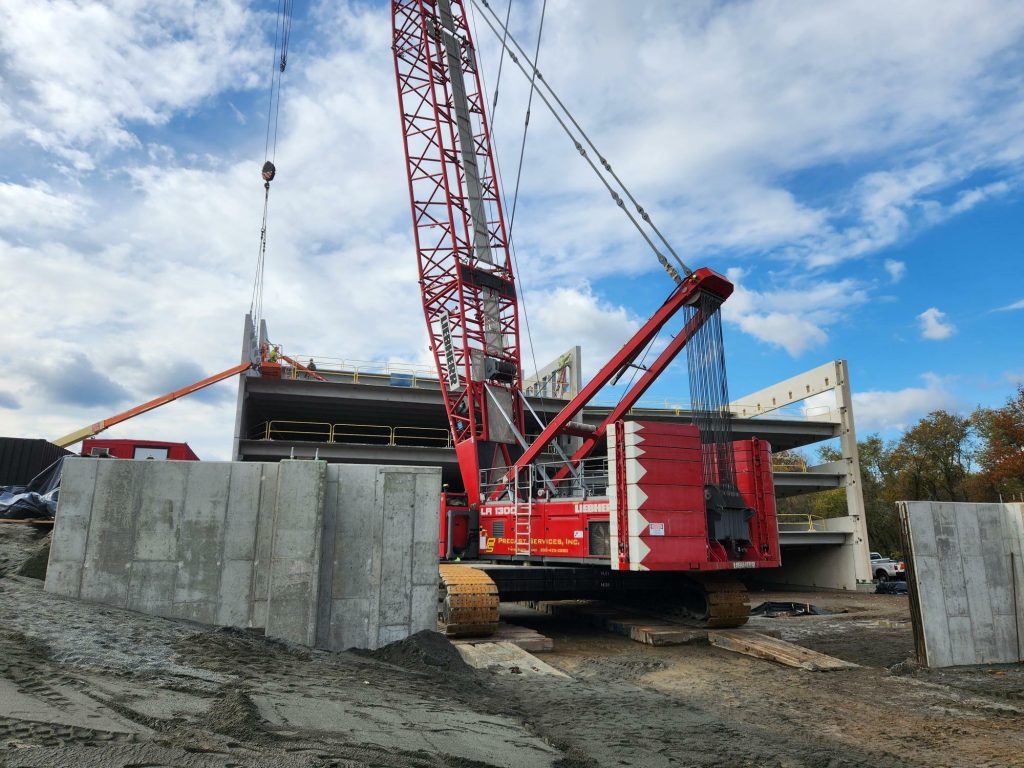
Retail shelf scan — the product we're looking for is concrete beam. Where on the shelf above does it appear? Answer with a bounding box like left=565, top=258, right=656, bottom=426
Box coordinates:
left=730, top=360, right=843, bottom=420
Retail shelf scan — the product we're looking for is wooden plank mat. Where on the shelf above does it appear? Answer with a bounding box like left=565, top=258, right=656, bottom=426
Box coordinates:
left=708, top=630, right=859, bottom=671
left=527, top=600, right=780, bottom=646
left=444, top=621, right=553, bottom=652
left=0, top=518, right=53, bottom=525
left=454, top=641, right=570, bottom=678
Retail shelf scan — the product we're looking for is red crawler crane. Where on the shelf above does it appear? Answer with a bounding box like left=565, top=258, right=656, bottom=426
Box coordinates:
left=392, top=0, right=779, bottom=635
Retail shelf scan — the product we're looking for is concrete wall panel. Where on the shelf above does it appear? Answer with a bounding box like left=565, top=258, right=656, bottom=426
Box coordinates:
left=317, top=464, right=440, bottom=651
left=250, top=463, right=280, bottom=629
left=47, top=457, right=439, bottom=652
left=46, top=458, right=97, bottom=593
left=265, top=461, right=326, bottom=647
left=132, top=462, right=186, bottom=562
left=80, top=460, right=144, bottom=607
left=901, top=501, right=1024, bottom=668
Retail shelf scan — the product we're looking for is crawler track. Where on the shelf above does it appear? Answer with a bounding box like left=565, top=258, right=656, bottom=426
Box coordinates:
left=691, top=574, right=751, bottom=628
left=438, top=564, right=500, bottom=637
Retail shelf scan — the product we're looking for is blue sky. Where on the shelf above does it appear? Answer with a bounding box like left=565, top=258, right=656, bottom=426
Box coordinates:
left=1, top=0, right=1022, bottom=459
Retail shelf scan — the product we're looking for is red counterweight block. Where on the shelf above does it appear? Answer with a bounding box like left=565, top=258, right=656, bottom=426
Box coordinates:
left=730, top=437, right=780, bottom=568
left=609, top=421, right=781, bottom=572
left=609, top=421, right=707, bottom=572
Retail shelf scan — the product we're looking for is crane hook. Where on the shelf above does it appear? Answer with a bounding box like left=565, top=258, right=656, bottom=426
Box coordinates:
left=261, top=161, right=277, bottom=188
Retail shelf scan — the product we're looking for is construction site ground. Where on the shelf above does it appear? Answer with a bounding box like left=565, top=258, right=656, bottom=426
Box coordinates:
left=0, top=527, right=1022, bottom=768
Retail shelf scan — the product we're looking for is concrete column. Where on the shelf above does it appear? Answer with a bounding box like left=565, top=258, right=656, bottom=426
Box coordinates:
left=835, top=361, right=872, bottom=585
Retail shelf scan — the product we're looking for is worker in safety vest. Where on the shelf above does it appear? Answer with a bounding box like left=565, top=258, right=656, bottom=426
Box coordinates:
left=268, top=345, right=280, bottom=363
left=306, top=358, right=317, bottom=371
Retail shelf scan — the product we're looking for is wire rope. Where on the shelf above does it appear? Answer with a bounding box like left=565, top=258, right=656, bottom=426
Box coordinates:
left=469, top=0, right=690, bottom=282
left=488, top=0, right=514, bottom=121
left=466, top=0, right=546, bottom=424
left=250, top=1, right=294, bottom=325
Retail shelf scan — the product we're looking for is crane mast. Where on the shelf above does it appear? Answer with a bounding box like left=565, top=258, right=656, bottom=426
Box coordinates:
left=393, top=0, right=524, bottom=506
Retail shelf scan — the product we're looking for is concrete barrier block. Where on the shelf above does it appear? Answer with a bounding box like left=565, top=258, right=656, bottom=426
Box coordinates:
left=378, top=624, right=412, bottom=646
left=412, top=541, right=439, bottom=586
left=174, top=463, right=231, bottom=609
left=314, top=473, right=340, bottom=649
left=80, top=461, right=144, bottom=607
left=328, top=598, right=372, bottom=650
left=251, top=464, right=280, bottom=625
left=412, top=470, right=441, bottom=543
left=46, top=456, right=439, bottom=653
left=45, top=561, right=83, bottom=598
left=379, top=471, right=415, bottom=628
left=331, top=465, right=381, bottom=600
left=314, top=465, right=440, bottom=651
left=903, top=500, right=1024, bottom=667
left=410, top=584, right=437, bottom=634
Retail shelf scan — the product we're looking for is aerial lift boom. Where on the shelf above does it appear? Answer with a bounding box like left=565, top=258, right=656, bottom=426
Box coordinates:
left=52, top=361, right=255, bottom=449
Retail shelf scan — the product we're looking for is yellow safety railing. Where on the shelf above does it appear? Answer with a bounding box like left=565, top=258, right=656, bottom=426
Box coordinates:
left=776, top=513, right=824, bottom=532
left=393, top=425, right=452, bottom=448
left=266, top=420, right=332, bottom=442
left=330, top=423, right=393, bottom=445
left=251, top=420, right=454, bottom=449
left=772, top=454, right=808, bottom=472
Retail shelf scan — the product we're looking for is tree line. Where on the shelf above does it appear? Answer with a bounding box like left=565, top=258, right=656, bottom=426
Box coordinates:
left=775, top=385, right=1024, bottom=557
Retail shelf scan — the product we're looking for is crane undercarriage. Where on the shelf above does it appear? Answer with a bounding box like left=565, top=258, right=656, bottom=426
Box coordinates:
left=439, top=562, right=753, bottom=637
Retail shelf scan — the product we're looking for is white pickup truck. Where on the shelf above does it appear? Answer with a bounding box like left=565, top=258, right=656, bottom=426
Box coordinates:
left=870, top=552, right=906, bottom=581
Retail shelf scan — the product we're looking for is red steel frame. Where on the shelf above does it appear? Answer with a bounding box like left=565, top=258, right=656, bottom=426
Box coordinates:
left=393, top=0, right=523, bottom=503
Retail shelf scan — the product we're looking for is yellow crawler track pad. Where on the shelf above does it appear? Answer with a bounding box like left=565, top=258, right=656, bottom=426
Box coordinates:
left=439, top=564, right=500, bottom=638
left=699, top=575, right=751, bottom=628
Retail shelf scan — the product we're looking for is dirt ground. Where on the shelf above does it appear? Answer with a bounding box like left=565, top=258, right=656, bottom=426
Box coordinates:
left=0, top=526, right=1022, bottom=768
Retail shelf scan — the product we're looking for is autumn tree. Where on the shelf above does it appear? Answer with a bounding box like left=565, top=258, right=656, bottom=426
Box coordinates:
left=973, top=385, right=1024, bottom=500
left=885, top=411, right=974, bottom=502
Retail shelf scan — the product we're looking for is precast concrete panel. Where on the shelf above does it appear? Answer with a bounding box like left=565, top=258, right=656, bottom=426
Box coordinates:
left=317, top=464, right=441, bottom=650
left=264, top=460, right=326, bottom=647
left=900, top=501, right=1024, bottom=667
left=46, top=457, right=440, bottom=652
left=47, top=458, right=276, bottom=629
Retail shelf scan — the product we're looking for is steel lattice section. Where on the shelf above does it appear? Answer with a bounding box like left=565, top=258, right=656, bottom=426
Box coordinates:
left=392, top=0, right=523, bottom=498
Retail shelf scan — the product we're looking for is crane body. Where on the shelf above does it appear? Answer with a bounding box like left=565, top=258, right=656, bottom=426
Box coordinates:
left=392, top=0, right=781, bottom=634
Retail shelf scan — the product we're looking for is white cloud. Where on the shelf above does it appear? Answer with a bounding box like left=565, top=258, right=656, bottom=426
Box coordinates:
left=949, top=180, right=1012, bottom=215
left=917, top=307, right=956, bottom=340
left=721, top=267, right=868, bottom=356
left=734, top=312, right=827, bottom=358
left=0, top=1, right=266, bottom=166
left=995, top=298, right=1024, bottom=311
left=853, top=374, right=959, bottom=431
left=0, top=182, right=87, bottom=231
left=521, top=285, right=641, bottom=380
left=478, top=0, right=1024, bottom=272
left=884, top=259, right=906, bottom=283
left=1, top=0, right=1022, bottom=458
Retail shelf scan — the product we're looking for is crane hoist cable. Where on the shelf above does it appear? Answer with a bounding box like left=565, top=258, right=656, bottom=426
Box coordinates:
left=469, top=0, right=691, bottom=284
left=488, top=0, right=514, bottom=119
left=506, top=0, right=547, bottom=239
left=250, top=0, right=295, bottom=326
